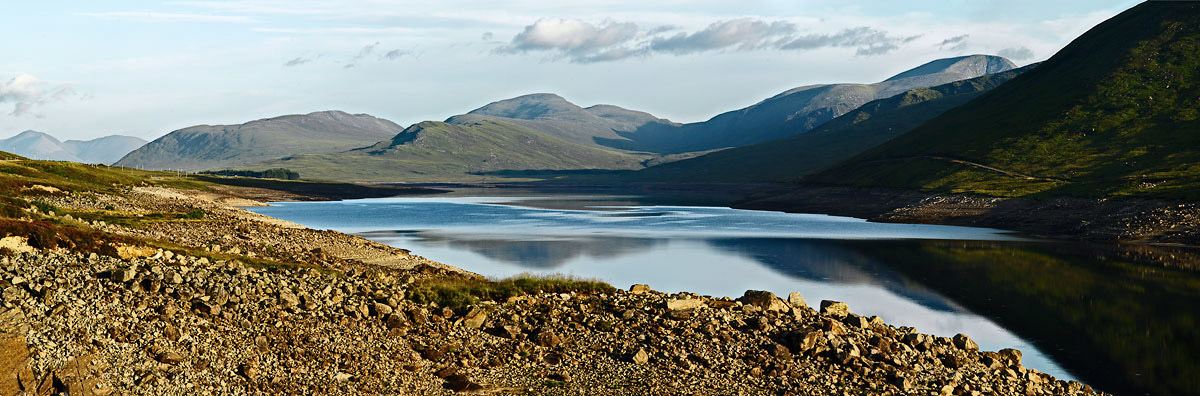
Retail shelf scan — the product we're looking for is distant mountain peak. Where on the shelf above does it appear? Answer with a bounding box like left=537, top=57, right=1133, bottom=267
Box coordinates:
left=884, top=55, right=1016, bottom=82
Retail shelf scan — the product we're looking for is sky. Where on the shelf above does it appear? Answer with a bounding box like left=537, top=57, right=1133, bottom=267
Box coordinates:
left=0, top=0, right=1142, bottom=141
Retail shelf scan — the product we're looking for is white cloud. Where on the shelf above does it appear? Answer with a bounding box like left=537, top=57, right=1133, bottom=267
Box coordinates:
left=997, top=47, right=1035, bottom=60
left=500, top=18, right=920, bottom=63
left=85, top=11, right=257, bottom=23
left=0, top=74, right=81, bottom=117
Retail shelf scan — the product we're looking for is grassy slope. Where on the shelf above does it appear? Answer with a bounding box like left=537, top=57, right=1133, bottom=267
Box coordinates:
left=247, top=120, right=652, bottom=182
left=630, top=67, right=1031, bottom=183
left=812, top=2, right=1200, bottom=199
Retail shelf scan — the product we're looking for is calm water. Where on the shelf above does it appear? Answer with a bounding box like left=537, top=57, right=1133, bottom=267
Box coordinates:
left=249, top=191, right=1200, bottom=396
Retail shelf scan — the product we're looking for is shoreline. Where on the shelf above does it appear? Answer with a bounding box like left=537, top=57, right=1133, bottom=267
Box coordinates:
left=0, top=178, right=1118, bottom=395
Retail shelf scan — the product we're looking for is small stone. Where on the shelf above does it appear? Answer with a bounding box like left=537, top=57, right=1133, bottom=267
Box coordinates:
left=953, top=333, right=979, bottom=351
left=631, top=348, right=649, bottom=365
left=111, top=267, right=136, bottom=283
left=535, top=330, right=562, bottom=347
left=819, top=300, right=849, bottom=318
left=165, top=271, right=183, bottom=284
left=629, top=284, right=651, bottom=293
left=238, top=363, right=260, bottom=380
left=155, top=351, right=185, bottom=365
left=333, top=372, right=352, bottom=381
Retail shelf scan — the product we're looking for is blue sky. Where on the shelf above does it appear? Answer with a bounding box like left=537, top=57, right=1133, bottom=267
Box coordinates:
left=0, top=0, right=1141, bottom=140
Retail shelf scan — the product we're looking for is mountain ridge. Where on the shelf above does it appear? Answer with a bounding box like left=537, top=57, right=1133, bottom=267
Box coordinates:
left=0, top=131, right=147, bottom=164
left=114, top=110, right=402, bottom=171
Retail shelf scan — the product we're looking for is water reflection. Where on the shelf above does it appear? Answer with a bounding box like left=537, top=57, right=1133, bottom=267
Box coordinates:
left=249, top=194, right=1200, bottom=396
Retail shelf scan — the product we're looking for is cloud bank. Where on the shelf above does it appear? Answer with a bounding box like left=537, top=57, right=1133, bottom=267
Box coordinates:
left=0, top=74, right=80, bottom=117
left=498, top=18, right=921, bottom=63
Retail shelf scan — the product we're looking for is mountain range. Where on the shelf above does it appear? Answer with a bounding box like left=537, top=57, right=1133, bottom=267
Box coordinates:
left=114, top=110, right=402, bottom=171
left=450, top=55, right=1016, bottom=154
left=0, top=131, right=146, bottom=165
left=627, top=64, right=1036, bottom=183
left=808, top=1, right=1200, bottom=200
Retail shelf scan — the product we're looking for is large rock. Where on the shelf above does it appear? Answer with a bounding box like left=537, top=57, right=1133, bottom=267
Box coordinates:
left=461, top=307, right=488, bottom=329
left=999, top=348, right=1023, bottom=365
left=0, top=336, right=31, bottom=396
left=628, top=284, right=651, bottom=294
left=952, top=333, right=979, bottom=351
left=666, top=298, right=704, bottom=311
left=738, top=290, right=789, bottom=312
left=787, top=292, right=808, bottom=310
left=819, top=300, right=849, bottom=318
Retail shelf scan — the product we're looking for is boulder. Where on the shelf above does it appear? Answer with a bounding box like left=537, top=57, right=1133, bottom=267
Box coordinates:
left=738, top=290, right=789, bottom=312
left=952, top=333, right=979, bottom=351
left=629, top=284, right=651, bottom=294
left=819, top=300, right=849, bottom=318
left=461, top=307, right=488, bottom=329
left=999, top=348, right=1023, bottom=365
left=787, top=292, right=808, bottom=309
left=666, top=298, right=704, bottom=311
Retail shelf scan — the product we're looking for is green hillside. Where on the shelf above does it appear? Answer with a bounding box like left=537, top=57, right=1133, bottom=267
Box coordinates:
left=812, top=2, right=1200, bottom=199
left=115, top=110, right=401, bottom=172
left=631, top=66, right=1032, bottom=183
left=244, top=120, right=652, bottom=182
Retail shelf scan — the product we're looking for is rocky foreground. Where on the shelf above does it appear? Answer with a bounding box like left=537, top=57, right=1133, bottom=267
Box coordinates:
left=0, top=184, right=1107, bottom=395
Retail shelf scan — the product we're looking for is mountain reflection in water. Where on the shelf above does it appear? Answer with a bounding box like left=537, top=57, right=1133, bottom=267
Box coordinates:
left=249, top=192, right=1200, bottom=396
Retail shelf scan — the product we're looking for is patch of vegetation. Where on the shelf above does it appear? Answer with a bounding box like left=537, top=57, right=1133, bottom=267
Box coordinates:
left=408, top=273, right=615, bottom=311
left=180, top=209, right=206, bottom=220
left=0, top=219, right=135, bottom=255
left=201, top=168, right=300, bottom=180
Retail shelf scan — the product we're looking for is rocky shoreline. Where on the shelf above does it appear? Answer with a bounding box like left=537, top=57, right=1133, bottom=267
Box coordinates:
left=1, top=182, right=1111, bottom=395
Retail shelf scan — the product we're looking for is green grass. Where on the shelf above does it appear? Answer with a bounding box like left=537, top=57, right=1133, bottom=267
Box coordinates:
left=407, top=273, right=615, bottom=311
left=813, top=2, right=1200, bottom=200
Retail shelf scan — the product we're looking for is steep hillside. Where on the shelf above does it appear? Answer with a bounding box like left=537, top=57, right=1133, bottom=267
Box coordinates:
left=615, top=55, right=1016, bottom=153
left=631, top=65, right=1034, bottom=183
left=812, top=2, right=1200, bottom=199
left=115, top=111, right=401, bottom=171
left=245, top=120, right=650, bottom=182
left=445, top=93, right=679, bottom=148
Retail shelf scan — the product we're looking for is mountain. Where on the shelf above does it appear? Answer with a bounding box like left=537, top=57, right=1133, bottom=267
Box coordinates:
left=60, top=135, right=148, bottom=164
left=631, top=64, right=1035, bottom=183
left=445, top=93, right=680, bottom=149
left=244, top=120, right=651, bottom=182
left=115, top=110, right=402, bottom=171
left=611, top=54, right=1016, bottom=153
left=0, top=131, right=146, bottom=164
left=0, top=131, right=80, bottom=162
left=810, top=2, right=1200, bottom=200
